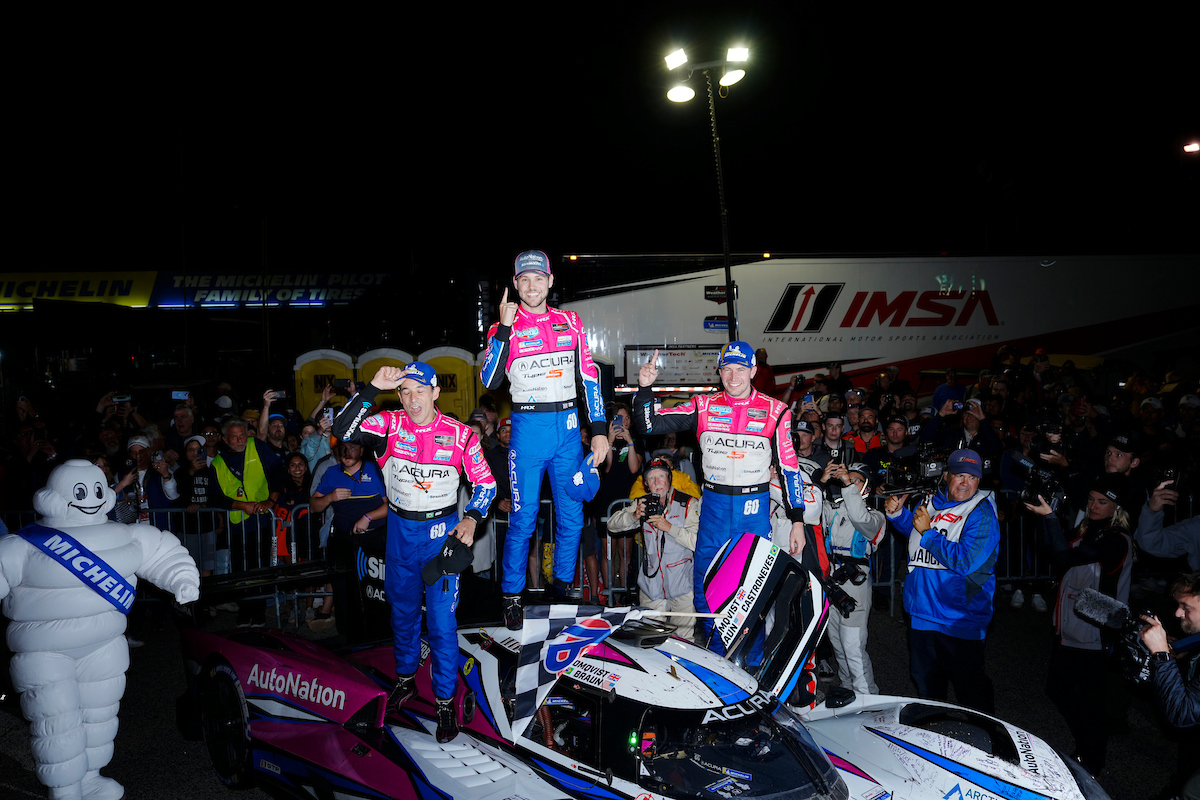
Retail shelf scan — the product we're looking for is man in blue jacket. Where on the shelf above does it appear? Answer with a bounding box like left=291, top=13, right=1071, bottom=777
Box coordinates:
left=884, top=448, right=999, bottom=713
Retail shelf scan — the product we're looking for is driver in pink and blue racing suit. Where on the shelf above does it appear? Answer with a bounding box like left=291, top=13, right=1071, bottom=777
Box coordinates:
left=334, top=362, right=495, bottom=743
left=631, top=342, right=807, bottom=651
left=480, top=250, right=610, bottom=629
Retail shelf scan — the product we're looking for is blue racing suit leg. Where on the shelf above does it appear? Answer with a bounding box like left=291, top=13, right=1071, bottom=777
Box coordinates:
left=694, top=490, right=771, bottom=659
left=503, top=410, right=581, bottom=593
left=386, top=515, right=462, bottom=701
left=546, top=412, right=583, bottom=585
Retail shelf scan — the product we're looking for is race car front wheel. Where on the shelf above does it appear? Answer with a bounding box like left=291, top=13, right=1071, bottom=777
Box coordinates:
left=200, top=662, right=253, bottom=789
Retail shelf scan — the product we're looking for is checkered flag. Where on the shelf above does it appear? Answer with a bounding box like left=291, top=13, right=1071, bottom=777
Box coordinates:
left=511, top=604, right=645, bottom=740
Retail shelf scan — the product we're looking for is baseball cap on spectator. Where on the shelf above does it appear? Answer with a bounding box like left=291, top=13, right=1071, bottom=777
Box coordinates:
left=421, top=536, right=473, bottom=585
left=886, top=416, right=908, bottom=429
left=717, top=341, right=755, bottom=369
left=1140, top=396, right=1163, bottom=411
left=1107, top=432, right=1138, bottom=454
left=966, top=398, right=983, bottom=411
left=948, top=449, right=983, bottom=479
left=127, top=436, right=151, bottom=451
left=183, top=435, right=207, bottom=450
left=513, top=249, right=552, bottom=276
left=919, top=406, right=936, bottom=418
left=1088, top=472, right=1130, bottom=508
left=642, top=456, right=674, bottom=483
left=215, top=395, right=233, bottom=410
left=828, top=361, right=842, bottom=369
left=795, top=419, right=816, bottom=435
left=242, top=410, right=260, bottom=421
left=399, top=362, right=437, bottom=387
left=268, top=413, right=286, bottom=422
left=565, top=452, right=602, bottom=502
left=1179, top=394, right=1200, bottom=409
left=498, top=417, right=512, bottom=430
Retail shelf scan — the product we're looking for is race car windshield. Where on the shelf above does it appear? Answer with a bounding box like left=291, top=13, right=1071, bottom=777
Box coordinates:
left=637, top=699, right=847, bottom=799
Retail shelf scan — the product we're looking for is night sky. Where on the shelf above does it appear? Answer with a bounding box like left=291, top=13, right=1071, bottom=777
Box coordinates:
left=53, top=7, right=1199, bottom=289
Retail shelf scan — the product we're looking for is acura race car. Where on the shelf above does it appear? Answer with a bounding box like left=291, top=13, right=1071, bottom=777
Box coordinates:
left=177, top=534, right=1110, bottom=800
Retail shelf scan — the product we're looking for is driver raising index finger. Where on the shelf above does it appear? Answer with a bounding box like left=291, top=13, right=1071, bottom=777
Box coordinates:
left=480, top=250, right=611, bottom=629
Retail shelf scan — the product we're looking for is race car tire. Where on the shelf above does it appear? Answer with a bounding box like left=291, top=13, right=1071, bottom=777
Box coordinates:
left=200, top=661, right=253, bottom=789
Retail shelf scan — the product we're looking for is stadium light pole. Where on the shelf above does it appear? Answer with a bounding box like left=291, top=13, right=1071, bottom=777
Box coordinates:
left=665, top=47, right=749, bottom=343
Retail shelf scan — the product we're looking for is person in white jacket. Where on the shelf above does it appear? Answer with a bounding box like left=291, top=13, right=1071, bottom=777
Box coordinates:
left=0, top=459, right=200, bottom=800
left=607, top=458, right=700, bottom=640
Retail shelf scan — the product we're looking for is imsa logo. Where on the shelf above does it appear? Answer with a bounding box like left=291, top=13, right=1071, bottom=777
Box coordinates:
left=764, top=284, right=844, bottom=333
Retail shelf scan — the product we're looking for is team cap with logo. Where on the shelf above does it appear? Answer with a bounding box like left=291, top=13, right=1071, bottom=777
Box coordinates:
left=717, top=341, right=756, bottom=369
left=399, top=362, right=437, bottom=387
left=514, top=249, right=552, bottom=277
left=947, top=449, right=983, bottom=479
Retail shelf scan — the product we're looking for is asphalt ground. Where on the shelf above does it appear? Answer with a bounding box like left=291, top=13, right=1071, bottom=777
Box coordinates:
left=0, top=586, right=1188, bottom=800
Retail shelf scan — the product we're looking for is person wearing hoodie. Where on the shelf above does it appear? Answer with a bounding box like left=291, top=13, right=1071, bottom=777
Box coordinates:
left=884, top=448, right=1000, bottom=714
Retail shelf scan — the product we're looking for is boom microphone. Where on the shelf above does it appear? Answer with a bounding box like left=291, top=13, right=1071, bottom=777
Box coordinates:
left=1073, top=588, right=1131, bottom=630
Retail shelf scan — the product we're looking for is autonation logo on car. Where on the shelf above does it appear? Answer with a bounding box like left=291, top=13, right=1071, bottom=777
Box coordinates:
left=246, top=663, right=346, bottom=711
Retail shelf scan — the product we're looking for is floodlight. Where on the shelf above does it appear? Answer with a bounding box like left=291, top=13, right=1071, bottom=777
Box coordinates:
left=727, top=47, right=748, bottom=62
left=1185, top=142, right=1199, bottom=153
left=719, top=68, right=745, bottom=87
left=667, top=84, right=696, bottom=102
left=665, top=49, right=688, bottom=70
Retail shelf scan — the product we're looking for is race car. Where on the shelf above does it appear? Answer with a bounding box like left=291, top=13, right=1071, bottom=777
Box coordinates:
left=177, top=534, right=1111, bottom=800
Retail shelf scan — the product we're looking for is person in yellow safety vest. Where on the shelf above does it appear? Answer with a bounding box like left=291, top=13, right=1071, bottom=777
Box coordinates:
left=209, top=417, right=285, bottom=627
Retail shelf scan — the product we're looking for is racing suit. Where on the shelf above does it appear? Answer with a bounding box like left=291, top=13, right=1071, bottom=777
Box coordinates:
left=335, top=387, right=496, bottom=700
left=481, top=305, right=605, bottom=593
left=632, top=387, right=806, bottom=646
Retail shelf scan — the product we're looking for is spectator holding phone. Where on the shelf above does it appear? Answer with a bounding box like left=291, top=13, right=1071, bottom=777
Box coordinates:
left=175, top=435, right=218, bottom=575
left=164, top=401, right=197, bottom=463
left=1135, top=478, right=1200, bottom=570
left=114, top=435, right=179, bottom=527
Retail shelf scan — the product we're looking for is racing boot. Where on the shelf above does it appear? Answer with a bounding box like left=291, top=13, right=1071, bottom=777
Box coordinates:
left=502, top=593, right=523, bottom=631
left=435, top=697, right=459, bottom=743
left=386, top=673, right=416, bottom=718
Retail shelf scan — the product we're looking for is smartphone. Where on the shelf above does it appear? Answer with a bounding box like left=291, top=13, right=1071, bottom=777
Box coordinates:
left=951, top=401, right=964, bottom=412
left=274, top=390, right=288, bottom=400
left=152, top=450, right=164, bottom=462
left=171, top=390, right=190, bottom=400
left=112, top=394, right=132, bottom=403
left=803, top=393, right=814, bottom=405
left=332, top=379, right=351, bottom=390
left=323, top=407, right=335, bottom=422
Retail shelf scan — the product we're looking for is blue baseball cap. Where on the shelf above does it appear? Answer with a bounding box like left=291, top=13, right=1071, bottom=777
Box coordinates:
left=565, top=453, right=602, bottom=503
left=948, top=449, right=983, bottom=479
left=514, top=249, right=552, bottom=277
left=718, top=341, right=756, bottom=369
left=399, top=362, right=437, bottom=387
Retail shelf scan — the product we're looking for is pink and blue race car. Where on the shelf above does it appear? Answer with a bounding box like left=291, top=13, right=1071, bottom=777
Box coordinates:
left=177, top=534, right=1110, bottom=800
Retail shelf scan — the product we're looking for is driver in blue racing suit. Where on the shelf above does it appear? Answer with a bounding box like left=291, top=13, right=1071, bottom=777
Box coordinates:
left=631, top=342, right=807, bottom=651
left=480, top=250, right=610, bottom=629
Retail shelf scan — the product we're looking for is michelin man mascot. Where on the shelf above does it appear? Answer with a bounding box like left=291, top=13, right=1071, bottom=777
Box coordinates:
left=0, top=459, right=200, bottom=800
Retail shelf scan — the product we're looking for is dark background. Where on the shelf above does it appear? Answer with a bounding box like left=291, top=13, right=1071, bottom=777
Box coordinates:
left=5, top=5, right=1197, bottom=402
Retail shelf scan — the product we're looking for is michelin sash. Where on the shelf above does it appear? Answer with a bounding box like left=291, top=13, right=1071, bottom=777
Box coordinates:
left=18, top=524, right=136, bottom=613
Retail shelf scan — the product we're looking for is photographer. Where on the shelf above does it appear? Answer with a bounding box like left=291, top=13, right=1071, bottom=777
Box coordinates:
left=1025, top=473, right=1134, bottom=774
left=884, top=449, right=999, bottom=713
left=1138, top=572, right=1200, bottom=798
left=607, top=458, right=700, bottom=640
left=1135, top=478, right=1200, bottom=570
left=821, top=462, right=886, bottom=695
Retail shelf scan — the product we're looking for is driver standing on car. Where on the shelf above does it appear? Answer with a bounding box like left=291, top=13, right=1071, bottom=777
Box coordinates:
left=334, top=362, right=496, bottom=743
left=480, top=249, right=610, bottom=629
left=631, top=342, right=807, bottom=651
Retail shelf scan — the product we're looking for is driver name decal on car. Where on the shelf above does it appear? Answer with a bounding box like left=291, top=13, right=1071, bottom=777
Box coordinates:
left=245, top=663, right=346, bottom=711
left=562, top=660, right=620, bottom=690
left=714, top=545, right=779, bottom=642
left=700, top=690, right=774, bottom=724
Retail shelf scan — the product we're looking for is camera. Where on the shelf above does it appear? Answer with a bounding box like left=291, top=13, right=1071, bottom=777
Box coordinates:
left=1073, top=589, right=1155, bottom=684
left=641, top=497, right=665, bottom=522
left=1011, top=454, right=1066, bottom=511
left=820, top=574, right=857, bottom=619
left=881, top=442, right=948, bottom=499
left=1156, top=467, right=1183, bottom=491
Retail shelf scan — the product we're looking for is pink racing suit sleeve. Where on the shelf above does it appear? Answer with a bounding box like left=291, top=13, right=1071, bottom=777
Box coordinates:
left=460, top=430, right=497, bottom=523
left=773, top=403, right=807, bottom=522
left=631, top=387, right=698, bottom=436
left=332, top=384, right=390, bottom=462
left=480, top=321, right=510, bottom=390
left=570, top=311, right=607, bottom=437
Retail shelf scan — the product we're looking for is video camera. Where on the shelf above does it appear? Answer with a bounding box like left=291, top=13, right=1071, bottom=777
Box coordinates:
left=880, top=442, right=948, bottom=500
left=1074, top=588, right=1155, bottom=684
left=1010, top=454, right=1066, bottom=512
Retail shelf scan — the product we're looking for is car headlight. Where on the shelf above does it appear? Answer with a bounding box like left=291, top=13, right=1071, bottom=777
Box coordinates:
left=1056, top=748, right=1112, bottom=800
